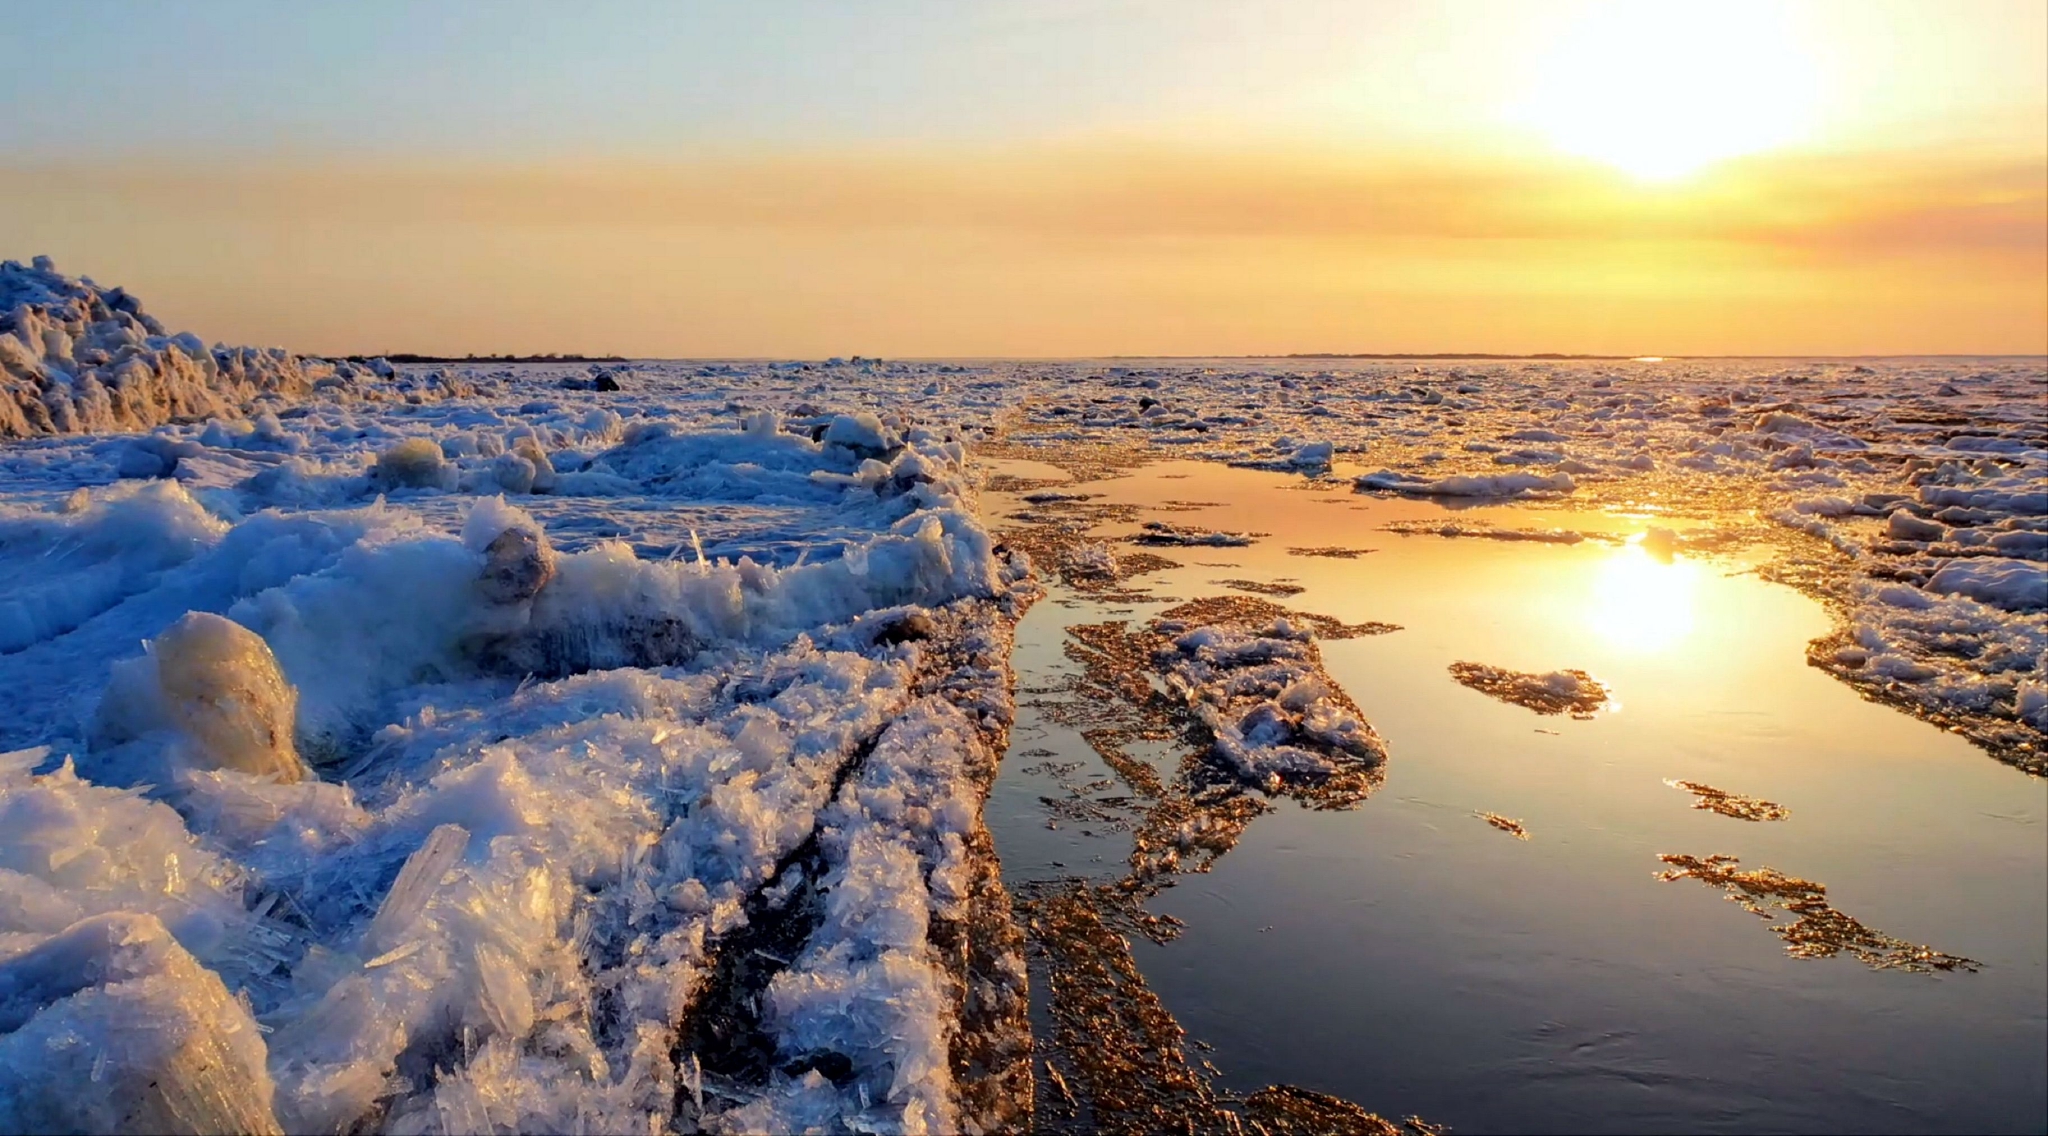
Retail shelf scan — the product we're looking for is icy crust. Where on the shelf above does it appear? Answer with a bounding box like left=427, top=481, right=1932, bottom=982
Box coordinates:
left=1446, top=662, right=1611, bottom=718
left=0, top=479, right=226, bottom=652
left=0, top=912, right=283, bottom=1135
left=0, top=258, right=466, bottom=439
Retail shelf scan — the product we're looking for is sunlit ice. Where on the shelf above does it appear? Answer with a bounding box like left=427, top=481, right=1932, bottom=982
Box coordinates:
left=1517, top=0, right=1825, bottom=181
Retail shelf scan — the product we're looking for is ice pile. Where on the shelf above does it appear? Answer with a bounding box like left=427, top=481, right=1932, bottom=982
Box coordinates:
left=0, top=258, right=479, bottom=440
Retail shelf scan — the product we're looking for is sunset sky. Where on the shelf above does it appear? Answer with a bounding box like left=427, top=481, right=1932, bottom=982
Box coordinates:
left=4, top=0, right=2043, bottom=357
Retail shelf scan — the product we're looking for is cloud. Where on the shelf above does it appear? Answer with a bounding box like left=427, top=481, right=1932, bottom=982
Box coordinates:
left=1, top=143, right=2040, bottom=355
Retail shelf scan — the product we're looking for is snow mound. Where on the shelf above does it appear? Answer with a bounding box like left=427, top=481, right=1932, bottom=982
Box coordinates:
left=0, top=480, right=228, bottom=653
left=1924, top=559, right=2048, bottom=613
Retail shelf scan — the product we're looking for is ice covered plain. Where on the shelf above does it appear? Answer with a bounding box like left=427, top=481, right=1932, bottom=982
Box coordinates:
left=0, top=257, right=2041, bottom=1134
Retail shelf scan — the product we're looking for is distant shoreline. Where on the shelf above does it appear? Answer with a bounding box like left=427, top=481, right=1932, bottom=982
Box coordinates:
left=337, top=353, right=628, bottom=364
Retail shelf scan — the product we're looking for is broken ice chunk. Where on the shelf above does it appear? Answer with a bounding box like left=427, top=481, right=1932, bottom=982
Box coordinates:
left=0, top=912, right=283, bottom=1135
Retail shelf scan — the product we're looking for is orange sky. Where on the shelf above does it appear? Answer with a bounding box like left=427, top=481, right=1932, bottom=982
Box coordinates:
left=4, top=2, right=2043, bottom=356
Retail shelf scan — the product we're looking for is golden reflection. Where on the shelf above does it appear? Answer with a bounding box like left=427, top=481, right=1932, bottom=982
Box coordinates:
left=1586, top=538, right=1701, bottom=652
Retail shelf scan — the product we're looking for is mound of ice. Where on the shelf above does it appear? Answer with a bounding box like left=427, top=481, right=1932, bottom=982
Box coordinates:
left=0, top=258, right=318, bottom=438
left=0, top=258, right=462, bottom=439
left=373, top=437, right=457, bottom=492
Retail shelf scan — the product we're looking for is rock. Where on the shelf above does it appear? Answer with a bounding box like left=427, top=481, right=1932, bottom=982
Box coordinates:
left=478, top=527, right=556, bottom=604
left=872, top=611, right=936, bottom=645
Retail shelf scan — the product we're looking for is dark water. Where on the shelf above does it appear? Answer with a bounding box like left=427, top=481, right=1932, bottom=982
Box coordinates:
left=986, top=459, right=2048, bottom=1134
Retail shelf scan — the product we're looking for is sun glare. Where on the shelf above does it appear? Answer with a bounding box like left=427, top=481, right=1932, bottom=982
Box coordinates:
left=1586, top=539, right=1700, bottom=653
left=1520, top=1, right=1823, bottom=181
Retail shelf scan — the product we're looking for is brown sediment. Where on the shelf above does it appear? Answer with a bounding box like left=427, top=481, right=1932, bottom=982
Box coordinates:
left=1288, top=545, right=1376, bottom=558
left=1213, top=578, right=1307, bottom=597
left=1666, top=779, right=1790, bottom=821
left=1242, top=1086, right=1449, bottom=1136
left=1655, top=854, right=1981, bottom=973
left=1478, top=812, right=1530, bottom=839
left=1448, top=661, right=1610, bottom=718
left=996, top=491, right=1172, bottom=604
left=1020, top=881, right=1224, bottom=1133
left=986, top=472, right=1069, bottom=494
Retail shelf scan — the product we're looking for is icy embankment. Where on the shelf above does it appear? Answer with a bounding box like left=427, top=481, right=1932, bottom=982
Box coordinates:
left=0, top=402, right=1037, bottom=1133
left=0, top=257, right=464, bottom=439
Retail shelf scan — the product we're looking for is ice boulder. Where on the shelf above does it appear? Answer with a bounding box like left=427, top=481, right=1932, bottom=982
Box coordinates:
left=372, top=437, right=455, bottom=491
left=97, top=613, right=306, bottom=781
left=1287, top=440, right=1336, bottom=470
left=0, top=912, right=282, bottom=1135
left=464, top=497, right=557, bottom=604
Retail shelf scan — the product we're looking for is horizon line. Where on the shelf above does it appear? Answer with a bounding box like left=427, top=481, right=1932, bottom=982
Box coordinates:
left=332, top=351, right=2048, bottom=364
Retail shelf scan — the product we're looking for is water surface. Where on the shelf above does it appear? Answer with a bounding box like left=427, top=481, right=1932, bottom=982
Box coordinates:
left=987, top=459, right=2048, bottom=1134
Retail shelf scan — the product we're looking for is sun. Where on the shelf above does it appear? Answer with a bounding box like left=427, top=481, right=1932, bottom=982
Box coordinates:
left=1519, top=0, right=1823, bottom=181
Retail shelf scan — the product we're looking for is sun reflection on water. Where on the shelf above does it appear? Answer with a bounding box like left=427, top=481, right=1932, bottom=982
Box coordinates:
left=1587, top=538, right=1701, bottom=653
